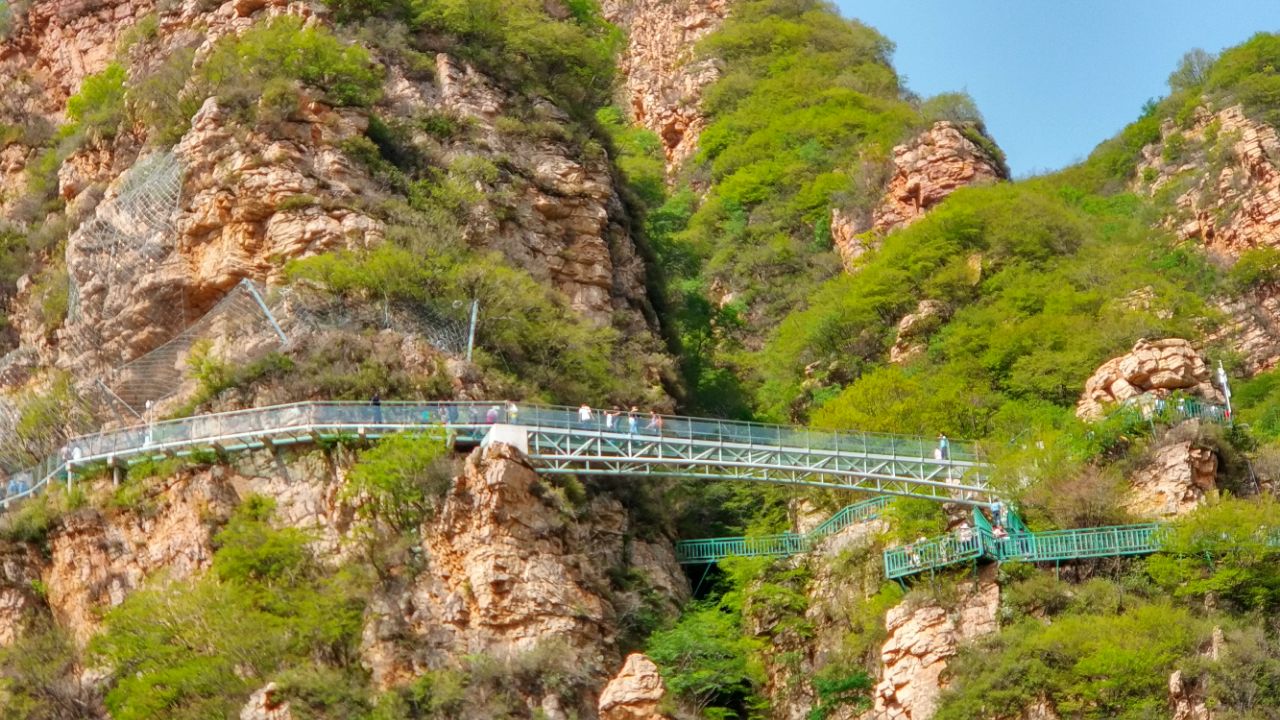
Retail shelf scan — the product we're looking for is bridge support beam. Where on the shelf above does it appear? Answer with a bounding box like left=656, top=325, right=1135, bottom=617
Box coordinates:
left=482, top=425, right=529, bottom=454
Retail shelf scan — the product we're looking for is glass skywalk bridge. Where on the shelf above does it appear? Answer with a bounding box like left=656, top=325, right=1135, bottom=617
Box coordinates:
left=0, top=402, right=994, bottom=512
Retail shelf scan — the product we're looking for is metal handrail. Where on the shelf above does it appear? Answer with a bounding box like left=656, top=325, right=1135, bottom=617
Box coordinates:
left=674, top=495, right=892, bottom=564
left=0, top=402, right=991, bottom=511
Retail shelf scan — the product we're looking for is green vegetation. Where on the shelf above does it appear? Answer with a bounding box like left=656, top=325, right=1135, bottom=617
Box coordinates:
left=937, top=591, right=1209, bottom=720
left=409, top=0, right=620, bottom=118
left=286, top=238, right=639, bottom=404
left=65, top=63, right=127, bottom=140
left=344, top=431, right=453, bottom=531
left=198, top=16, right=383, bottom=117
left=762, top=186, right=1212, bottom=427
left=90, top=497, right=369, bottom=719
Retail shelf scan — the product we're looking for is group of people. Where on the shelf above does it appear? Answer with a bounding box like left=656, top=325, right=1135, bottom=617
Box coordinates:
left=578, top=404, right=666, bottom=434
left=369, top=398, right=670, bottom=434
left=903, top=517, right=1011, bottom=568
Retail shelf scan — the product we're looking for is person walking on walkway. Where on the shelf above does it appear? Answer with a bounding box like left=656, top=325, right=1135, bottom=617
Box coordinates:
left=371, top=393, right=382, bottom=424
left=937, top=433, right=949, bottom=460
left=647, top=410, right=663, bottom=434
left=578, top=403, right=594, bottom=428
left=506, top=400, right=519, bottom=424
left=627, top=406, right=639, bottom=434
left=605, top=407, right=620, bottom=431
left=486, top=405, right=499, bottom=424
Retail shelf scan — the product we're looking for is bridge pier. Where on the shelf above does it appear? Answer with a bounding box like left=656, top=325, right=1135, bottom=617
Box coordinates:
left=482, top=424, right=529, bottom=454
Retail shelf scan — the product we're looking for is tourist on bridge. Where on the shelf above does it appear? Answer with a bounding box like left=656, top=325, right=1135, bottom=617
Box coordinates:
left=605, top=407, right=620, bottom=430
left=578, top=403, right=594, bottom=427
left=486, top=405, right=500, bottom=424
left=627, top=407, right=639, bottom=434
left=371, top=393, right=382, bottom=424
left=506, top=400, right=519, bottom=424
left=647, top=410, right=664, bottom=434
left=937, top=433, right=949, bottom=460
left=992, top=525, right=1009, bottom=540
left=956, top=521, right=973, bottom=544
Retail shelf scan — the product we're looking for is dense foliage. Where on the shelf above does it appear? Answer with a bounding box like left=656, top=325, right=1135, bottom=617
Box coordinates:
left=89, top=497, right=368, bottom=719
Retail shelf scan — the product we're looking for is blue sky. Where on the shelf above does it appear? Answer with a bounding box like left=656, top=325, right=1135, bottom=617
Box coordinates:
left=837, top=1, right=1280, bottom=177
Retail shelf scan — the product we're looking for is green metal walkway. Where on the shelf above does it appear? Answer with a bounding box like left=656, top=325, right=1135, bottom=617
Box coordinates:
left=882, top=510, right=1165, bottom=580
left=1, top=402, right=992, bottom=511
left=674, top=496, right=891, bottom=564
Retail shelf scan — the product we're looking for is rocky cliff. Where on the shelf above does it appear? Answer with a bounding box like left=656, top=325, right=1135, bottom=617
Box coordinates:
left=602, top=0, right=730, bottom=169
left=1136, top=105, right=1280, bottom=255
left=361, top=443, right=687, bottom=697
left=864, top=566, right=999, bottom=720
left=0, top=0, right=668, bottom=390
left=831, top=121, right=1007, bottom=271
left=0, top=441, right=688, bottom=716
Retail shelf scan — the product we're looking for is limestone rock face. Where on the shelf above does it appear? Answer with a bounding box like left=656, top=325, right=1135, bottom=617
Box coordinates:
left=869, top=122, right=1007, bottom=236
left=830, top=206, right=880, bottom=271
left=602, top=0, right=730, bottom=168
left=43, top=469, right=239, bottom=646
left=1126, top=440, right=1219, bottom=519
left=1076, top=338, right=1220, bottom=420
left=865, top=565, right=1000, bottom=720
left=1137, top=105, right=1280, bottom=255
left=598, top=653, right=670, bottom=720
left=890, top=300, right=948, bottom=364
left=360, top=443, right=688, bottom=700
left=0, top=543, right=44, bottom=647
left=240, top=682, right=294, bottom=720
left=62, top=96, right=379, bottom=369
left=1169, top=670, right=1212, bottom=720
left=0, top=0, right=156, bottom=111
left=1207, top=289, right=1280, bottom=376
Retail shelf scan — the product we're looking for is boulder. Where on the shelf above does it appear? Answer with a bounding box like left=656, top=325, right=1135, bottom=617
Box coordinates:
left=1076, top=339, right=1220, bottom=420
left=598, top=653, right=670, bottom=720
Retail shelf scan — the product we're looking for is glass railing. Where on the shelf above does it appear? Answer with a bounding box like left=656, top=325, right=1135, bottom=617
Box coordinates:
left=2, top=402, right=988, bottom=510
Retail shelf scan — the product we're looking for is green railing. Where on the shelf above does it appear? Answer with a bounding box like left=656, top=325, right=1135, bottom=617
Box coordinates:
left=884, top=520, right=1169, bottom=580
left=675, top=496, right=891, bottom=564
left=1121, top=395, right=1230, bottom=425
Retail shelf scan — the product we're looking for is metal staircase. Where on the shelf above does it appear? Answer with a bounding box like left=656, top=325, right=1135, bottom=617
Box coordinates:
left=674, top=496, right=891, bottom=564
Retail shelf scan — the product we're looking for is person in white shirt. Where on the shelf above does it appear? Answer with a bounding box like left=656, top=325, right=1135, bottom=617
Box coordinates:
left=578, top=404, right=593, bottom=427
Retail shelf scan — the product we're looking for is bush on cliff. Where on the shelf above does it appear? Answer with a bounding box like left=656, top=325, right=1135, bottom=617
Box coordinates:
left=90, top=497, right=368, bottom=719
left=197, top=17, right=383, bottom=118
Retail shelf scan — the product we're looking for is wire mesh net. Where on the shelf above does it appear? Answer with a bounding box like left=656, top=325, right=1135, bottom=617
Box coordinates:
left=282, top=286, right=472, bottom=357
left=67, top=151, right=183, bottom=325
left=102, top=280, right=286, bottom=415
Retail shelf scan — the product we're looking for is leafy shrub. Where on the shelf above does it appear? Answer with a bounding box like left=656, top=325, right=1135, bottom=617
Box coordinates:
left=596, top=105, right=665, bottom=206
left=936, top=600, right=1209, bottom=719
left=197, top=17, right=383, bottom=118
left=1145, top=498, right=1280, bottom=612
left=1229, top=246, right=1280, bottom=290
left=31, top=265, right=69, bottom=333
left=286, top=238, right=636, bottom=404
left=90, top=497, right=368, bottom=719
left=0, top=616, right=99, bottom=720
left=127, top=46, right=199, bottom=145
left=646, top=601, right=764, bottom=716
left=66, top=63, right=126, bottom=139
left=408, top=0, right=620, bottom=117
left=344, top=431, right=453, bottom=531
